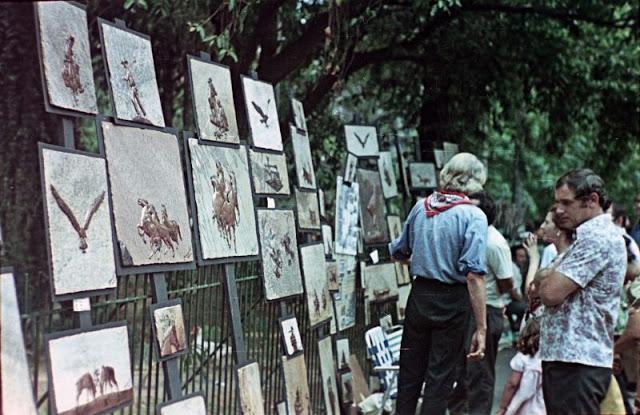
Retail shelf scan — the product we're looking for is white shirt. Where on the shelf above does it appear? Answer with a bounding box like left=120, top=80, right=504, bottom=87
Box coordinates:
left=539, top=244, right=557, bottom=269
left=485, top=225, right=513, bottom=308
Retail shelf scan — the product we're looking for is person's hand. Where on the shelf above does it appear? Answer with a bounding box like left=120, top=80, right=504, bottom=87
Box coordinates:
left=390, top=255, right=411, bottom=265
left=523, top=233, right=539, bottom=261
left=467, top=329, right=486, bottom=361
left=496, top=409, right=506, bottom=415
left=613, top=353, right=623, bottom=375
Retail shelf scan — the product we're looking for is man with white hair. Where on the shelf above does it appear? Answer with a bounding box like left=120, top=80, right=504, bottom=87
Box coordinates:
left=390, top=152, right=488, bottom=415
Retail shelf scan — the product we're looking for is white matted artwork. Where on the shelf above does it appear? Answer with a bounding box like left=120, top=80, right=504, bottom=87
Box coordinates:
left=157, top=393, right=207, bottom=415
left=334, top=177, right=359, bottom=255
left=318, top=336, right=341, bottom=415
left=1, top=269, right=38, bottom=415
left=363, top=262, right=399, bottom=303
left=295, top=189, right=321, bottom=231
left=344, top=153, right=358, bottom=183
left=280, top=316, right=304, bottom=356
left=187, top=139, right=259, bottom=261
left=291, top=126, right=317, bottom=190
left=336, top=337, right=350, bottom=370
left=334, top=254, right=357, bottom=331
left=443, top=142, right=459, bottom=164
left=397, top=284, right=411, bottom=321
left=187, top=56, right=239, bottom=143
left=36, top=2, right=98, bottom=114
left=344, top=125, right=379, bottom=157
left=322, top=224, right=334, bottom=257
left=40, top=145, right=117, bottom=300
left=291, top=97, right=307, bottom=132
left=300, top=243, right=333, bottom=327
left=377, top=151, right=398, bottom=199
left=249, top=149, right=290, bottom=197
left=100, top=20, right=164, bottom=127
left=282, top=354, right=311, bottom=415
left=409, top=162, right=437, bottom=190
left=357, top=169, right=389, bottom=245
left=237, top=361, right=266, bottom=415
left=241, top=76, right=283, bottom=151
left=46, top=323, right=133, bottom=415
left=149, top=301, right=188, bottom=361
left=256, top=209, right=304, bottom=300
left=101, top=121, right=193, bottom=270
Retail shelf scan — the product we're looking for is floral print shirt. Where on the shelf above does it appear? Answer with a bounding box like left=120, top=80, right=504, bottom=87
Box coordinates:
left=540, top=214, right=626, bottom=367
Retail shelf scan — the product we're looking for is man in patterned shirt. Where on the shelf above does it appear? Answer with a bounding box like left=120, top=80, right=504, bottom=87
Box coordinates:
left=532, top=169, right=626, bottom=414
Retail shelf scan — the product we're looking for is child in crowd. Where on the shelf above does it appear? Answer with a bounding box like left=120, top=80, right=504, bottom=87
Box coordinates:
left=496, top=318, right=545, bottom=415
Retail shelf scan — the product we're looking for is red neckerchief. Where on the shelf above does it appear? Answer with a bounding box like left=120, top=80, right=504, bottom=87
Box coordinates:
left=424, top=190, right=473, bottom=217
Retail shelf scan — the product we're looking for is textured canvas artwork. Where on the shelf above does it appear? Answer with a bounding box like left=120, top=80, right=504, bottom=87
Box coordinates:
left=280, top=316, right=304, bottom=356
left=344, top=153, right=358, bottom=183
left=291, top=126, right=317, bottom=190
left=101, top=122, right=193, bottom=268
left=242, top=76, right=283, bottom=151
left=326, top=259, right=339, bottom=291
left=41, top=146, right=117, bottom=298
left=397, top=284, right=411, bottom=321
left=256, top=209, right=304, bottom=300
left=157, top=394, right=206, bottom=415
left=318, top=336, right=341, bottom=415
left=100, top=20, right=164, bottom=126
left=188, top=57, right=239, bottom=143
left=291, top=97, right=307, bottom=132
left=1, top=269, right=38, bottom=415
left=295, top=189, right=321, bottom=231
left=47, top=323, right=133, bottom=415
left=237, top=362, right=265, bottom=415
left=150, top=301, right=187, bottom=361
left=357, top=169, right=389, bottom=245
left=336, top=338, right=350, bottom=371
left=300, top=243, right=333, bottom=327
left=322, top=224, right=334, bottom=257
left=344, top=125, right=379, bottom=157
left=377, top=151, right=398, bottom=199
left=334, top=177, right=359, bottom=255
left=443, top=141, right=459, bottom=165
left=282, top=354, right=311, bottom=415
left=36, top=2, right=97, bottom=114
left=387, top=215, right=402, bottom=240
left=409, top=162, right=437, bottom=189
left=249, top=149, right=290, bottom=196
left=363, top=263, right=399, bottom=302
left=188, top=139, right=259, bottom=261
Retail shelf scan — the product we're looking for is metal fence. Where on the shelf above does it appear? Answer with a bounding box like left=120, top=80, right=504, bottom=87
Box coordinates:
left=17, top=259, right=398, bottom=414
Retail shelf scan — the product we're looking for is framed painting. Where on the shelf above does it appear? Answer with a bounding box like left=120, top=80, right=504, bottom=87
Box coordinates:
left=1, top=268, right=38, bottom=415
left=187, top=55, right=239, bottom=144
left=280, top=315, right=304, bottom=356
left=35, top=1, right=97, bottom=116
left=343, top=153, right=358, bottom=184
left=318, top=336, right=341, bottom=415
left=443, top=141, right=459, bottom=165
left=356, top=168, right=389, bottom=245
left=362, top=262, right=399, bottom=303
left=295, top=189, right=321, bottom=231
left=39, top=143, right=117, bottom=301
left=249, top=148, right=290, bottom=197
left=344, top=125, right=379, bottom=158
left=291, top=126, right=316, bottom=190
left=335, top=337, right=350, bottom=371
left=156, top=393, right=206, bottom=415
left=434, top=148, right=445, bottom=169
left=322, top=224, right=334, bottom=257
left=397, top=284, right=411, bottom=321
left=236, top=361, right=265, bottom=415
left=241, top=76, right=283, bottom=151
left=334, top=177, right=359, bottom=256
left=409, top=162, right=437, bottom=190
left=99, top=18, right=165, bottom=127
left=149, top=299, right=188, bottom=362
left=339, top=371, right=354, bottom=404
left=386, top=215, right=402, bottom=240
left=256, top=209, right=304, bottom=301
left=291, top=97, right=307, bottom=132
left=282, top=354, right=311, bottom=415
left=300, top=243, right=333, bottom=327
left=326, top=259, right=339, bottom=291
left=46, top=322, right=133, bottom=415
left=185, top=136, right=259, bottom=264
left=377, top=151, right=398, bottom=199
left=98, top=119, right=194, bottom=275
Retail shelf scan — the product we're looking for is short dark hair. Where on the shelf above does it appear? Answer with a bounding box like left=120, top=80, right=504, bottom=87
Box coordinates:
left=469, top=192, right=496, bottom=225
left=611, top=203, right=628, bottom=223
left=555, top=169, right=611, bottom=210
left=511, top=244, right=526, bottom=259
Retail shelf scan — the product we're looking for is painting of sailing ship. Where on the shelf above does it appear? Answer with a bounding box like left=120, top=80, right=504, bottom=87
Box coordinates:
left=188, top=56, right=239, bottom=143
left=344, top=125, right=379, bottom=157
left=241, top=76, right=283, bottom=151
left=149, top=300, right=188, bottom=361
left=40, top=144, right=117, bottom=299
left=282, top=354, right=311, bottom=415
left=362, top=262, right=399, bottom=302
left=36, top=2, right=98, bottom=114
left=249, top=149, right=290, bottom=197
left=357, top=169, right=389, bottom=245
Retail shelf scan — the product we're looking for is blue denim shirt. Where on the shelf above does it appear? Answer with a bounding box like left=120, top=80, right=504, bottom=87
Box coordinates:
left=388, top=200, right=488, bottom=284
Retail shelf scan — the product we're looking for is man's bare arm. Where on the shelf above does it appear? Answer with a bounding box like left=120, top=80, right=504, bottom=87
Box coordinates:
left=467, top=272, right=487, bottom=360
